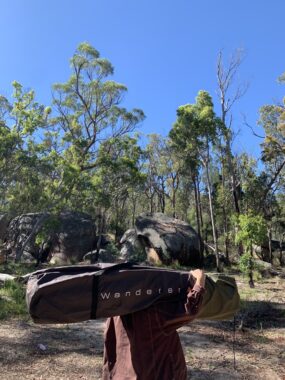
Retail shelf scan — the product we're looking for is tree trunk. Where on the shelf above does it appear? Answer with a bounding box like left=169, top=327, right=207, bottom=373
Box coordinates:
left=268, top=227, right=272, bottom=264
left=279, top=238, right=284, bottom=266
left=220, top=159, right=230, bottom=262
left=226, top=138, right=240, bottom=215
left=160, top=180, right=166, bottom=213
left=223, top=209, right=229, bottom=262
left=249, top=244, right=255, bottom=288
left=149, top=193, right=154, bottom=213
left=217, top=49, right=245, bottom=217
left=192, top=174, right=204, bottom=263
left=172, top=192, right=176, bottom=218
left=205, top=163, right=220, bottom=271
left=224, top=137, right=244, bottom=256
left=171, top=173, right=179, bottom=218
left=132, top=195, right=136, bottom=227
left=197, top=177, right=204, bottom=230
left=94, top=210, right=106, bottom=263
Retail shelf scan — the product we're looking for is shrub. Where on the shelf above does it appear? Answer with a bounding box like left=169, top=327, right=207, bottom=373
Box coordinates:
left=0, top=280, right=28, bottom=320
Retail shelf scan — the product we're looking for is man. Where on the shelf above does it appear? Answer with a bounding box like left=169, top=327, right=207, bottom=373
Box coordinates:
left=102, top=269, right=206, bottom=380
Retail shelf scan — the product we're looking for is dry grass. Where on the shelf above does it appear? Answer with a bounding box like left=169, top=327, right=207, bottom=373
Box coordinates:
left=0, top=275, right=284, bottom=379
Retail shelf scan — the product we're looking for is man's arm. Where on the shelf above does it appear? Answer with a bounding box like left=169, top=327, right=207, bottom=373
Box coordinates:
left=190, top=269, right=206, bottom=288
left=185, top=269, right=206, bottom=316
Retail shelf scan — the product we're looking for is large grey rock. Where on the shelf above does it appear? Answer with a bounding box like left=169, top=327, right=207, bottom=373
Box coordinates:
left=272, top=251, right=285, bottom=266
left=6, top=213, right=44, bottom=260
left=5, top=211, right=96, bottom=263
left=134, top=213, right=202, bottom=266
left=253, top=240, right=285, bottom=262
left=49, top=252, right=69, bottom=265
left=119, top=229, right=146, bottom=261
left=254, top=259, right=277, bottom=278
left=83, top=248, right=117, bottom=263
left=49, top=211, right=96, bottom=262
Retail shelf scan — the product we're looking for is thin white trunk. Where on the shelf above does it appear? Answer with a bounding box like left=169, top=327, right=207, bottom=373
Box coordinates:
left=205, top=162, right=220, bottom=271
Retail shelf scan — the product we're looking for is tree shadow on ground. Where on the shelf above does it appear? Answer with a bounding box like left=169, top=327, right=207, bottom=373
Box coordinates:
left=188, top=367, right=242, bottom=380
left=0, top=320, right=105, bottom=366
left=198, top=299, right=285, bottom=330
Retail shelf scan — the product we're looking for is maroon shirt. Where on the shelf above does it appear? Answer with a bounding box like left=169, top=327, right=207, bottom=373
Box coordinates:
left=102, top=283, right=205, bottom=380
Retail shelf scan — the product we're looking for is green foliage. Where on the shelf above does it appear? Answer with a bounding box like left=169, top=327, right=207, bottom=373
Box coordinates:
left=259, top=102, right=285, bottom=163
left=0, top=280, right=28, bottom=320
left=0, top=43, right=144, bottom=219
left=35, top=215, right=61, bottom=246
left=170, top=91, right=222, bottom=159
left=52, top=42, right=144, bottom=173
left=235, top=212, right=267, bottom=283
left=0, top=80, right=55, bottom=214
left=169, top=91, right=222, bottom=203
left=0, top=262, right=34, bottom=276
left=235, top=212, right=267, bottom=252
left=257, top=74, right=285, bottom=208
left=0, top=48, right=284, bottom=270
left=239, top=252, right=254, bottom=275
left=105, top=241, right=121, bottom=258
left=128, top=247, right=147, bottom=263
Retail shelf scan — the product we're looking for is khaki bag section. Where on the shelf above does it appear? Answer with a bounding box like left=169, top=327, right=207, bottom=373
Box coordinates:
left=198, top=275, right=240, bottom=320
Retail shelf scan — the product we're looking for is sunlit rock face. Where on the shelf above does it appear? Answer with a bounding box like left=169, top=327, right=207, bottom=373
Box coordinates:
left=50, top=211, right=96, bottom=263
left=120, top=213, right=203, bottom=266
left=5, top=211, right=96, bottom=264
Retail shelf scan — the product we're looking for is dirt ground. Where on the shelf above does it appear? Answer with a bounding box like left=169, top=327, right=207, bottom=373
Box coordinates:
left=0, top=276, right=284, bottom=380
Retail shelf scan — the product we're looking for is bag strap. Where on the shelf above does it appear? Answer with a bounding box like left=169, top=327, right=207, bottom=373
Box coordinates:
left=90, top=262, right=134, bottom=319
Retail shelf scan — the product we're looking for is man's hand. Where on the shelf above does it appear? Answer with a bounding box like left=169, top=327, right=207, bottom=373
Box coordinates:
left=190, top=269, right=206, bottom=288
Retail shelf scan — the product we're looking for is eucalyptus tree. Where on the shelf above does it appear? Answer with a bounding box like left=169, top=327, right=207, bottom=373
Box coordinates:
left=143, top=134, right=182, bottom=216
left=258, top=74, right=285, bottom=207
left=0, top=94, right=13, bottom=209
left=170, top=91, right=223, bottom=269
left=169, top=107, right=201, bottom=241
left=1, top=43, right=145, bottom=261
left=216, top=49, right=248, bottom=215
left=30, top=42, right=144, bottom=257
left=143, top=134, right=167, bottom=213
left=52, top=42, right=144, bottom=175
left=0, top=82, right=52, bottom=214
left=95, top=135, right=146, bottom=239
left=255, top=73, right=285, bottom=260
left=0, top=82, right=61, bottom=261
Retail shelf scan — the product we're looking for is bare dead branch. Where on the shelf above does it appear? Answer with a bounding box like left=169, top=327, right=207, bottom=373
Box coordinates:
left=242, top=114, right=265, bottom=139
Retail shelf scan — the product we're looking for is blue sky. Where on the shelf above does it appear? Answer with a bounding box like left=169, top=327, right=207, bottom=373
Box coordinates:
left=0, top=0, right=284, bottom=158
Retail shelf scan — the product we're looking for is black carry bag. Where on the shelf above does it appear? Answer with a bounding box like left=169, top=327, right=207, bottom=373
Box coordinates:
left=25, top=262, right=240, bottom=324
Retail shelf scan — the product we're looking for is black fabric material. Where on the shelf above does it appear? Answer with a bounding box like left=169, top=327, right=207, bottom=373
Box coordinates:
left=26, top=263, right=240, bottom=324
left=90, top=263, right=135, bottom=319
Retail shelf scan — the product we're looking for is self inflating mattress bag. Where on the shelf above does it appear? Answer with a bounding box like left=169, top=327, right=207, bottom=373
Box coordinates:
left=26, top=263, right=240, bottom=324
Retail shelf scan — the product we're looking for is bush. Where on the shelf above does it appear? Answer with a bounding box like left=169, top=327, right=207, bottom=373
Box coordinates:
left=239, top=252, right=253, bottom=275
left=0, top=280, right=28, bottom=320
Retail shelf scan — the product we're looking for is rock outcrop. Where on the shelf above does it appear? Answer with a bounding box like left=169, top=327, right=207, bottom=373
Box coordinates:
left=120, top=213, right=203, bottom=266
left=5, top=211, right=97, bottom=264
left=6, top=213, right=43, bottom=260
left=120, top=229, right=146, bottom=262
left=50, top=211, right=96, bottom=263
